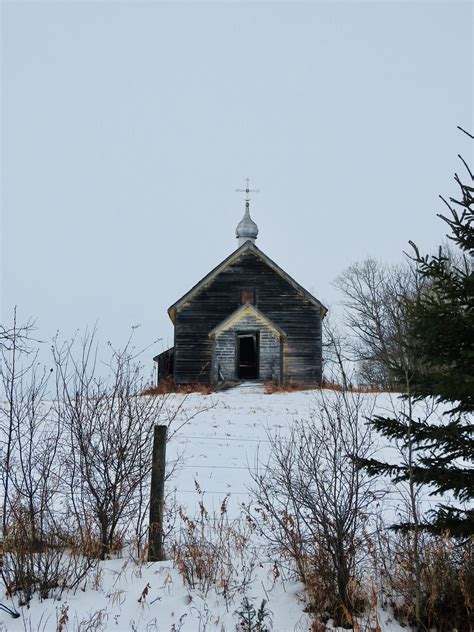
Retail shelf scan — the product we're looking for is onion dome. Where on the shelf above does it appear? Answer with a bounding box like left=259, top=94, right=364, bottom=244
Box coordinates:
left=236, top=202, right=259, bottom=246
left=236, top=179, right=259, bottom=247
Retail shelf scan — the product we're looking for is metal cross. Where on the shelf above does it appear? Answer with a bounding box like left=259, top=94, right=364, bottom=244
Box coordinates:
left=236, top=178, right=259, bottom=203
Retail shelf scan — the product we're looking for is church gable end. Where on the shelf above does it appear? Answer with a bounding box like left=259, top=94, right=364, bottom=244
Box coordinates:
left=172, top=247, right=323, bottom=385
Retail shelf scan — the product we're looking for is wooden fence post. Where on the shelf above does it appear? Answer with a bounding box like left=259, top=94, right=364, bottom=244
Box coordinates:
left=148, top=424, right=167, bottom=562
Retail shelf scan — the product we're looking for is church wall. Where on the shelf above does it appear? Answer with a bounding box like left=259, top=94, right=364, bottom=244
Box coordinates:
left=212, top=312, right=282, bottom=384
left=173, top=249, right=322, bottom=385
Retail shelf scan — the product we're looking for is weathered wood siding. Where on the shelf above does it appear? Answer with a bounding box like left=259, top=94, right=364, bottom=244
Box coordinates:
left=174, top=250, right=322, bottom=384
left=155, top=348, right=174, bottom=383
left=212, top=311, right=282, bottom=384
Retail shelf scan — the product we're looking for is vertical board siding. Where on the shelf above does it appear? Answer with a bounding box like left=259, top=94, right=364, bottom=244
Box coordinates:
left=174, top=250, right=322, bottom=384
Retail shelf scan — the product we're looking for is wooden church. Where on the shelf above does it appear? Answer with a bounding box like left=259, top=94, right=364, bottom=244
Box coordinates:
left=154, top=184, right=327, bottom=387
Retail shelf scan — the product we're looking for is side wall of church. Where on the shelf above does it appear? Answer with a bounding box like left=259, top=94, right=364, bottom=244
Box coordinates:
left=173, top=249, right=323, bottom=385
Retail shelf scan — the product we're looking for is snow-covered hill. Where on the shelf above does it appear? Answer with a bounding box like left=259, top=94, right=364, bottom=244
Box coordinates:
left=0, top=386, right=439, bottom=631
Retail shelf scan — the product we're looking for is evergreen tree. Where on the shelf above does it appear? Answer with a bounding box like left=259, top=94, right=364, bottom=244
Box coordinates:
left=360, top=144, right=474, bottom=539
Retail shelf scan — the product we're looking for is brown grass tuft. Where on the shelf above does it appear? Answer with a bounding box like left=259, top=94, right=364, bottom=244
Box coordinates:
left=264, top=381, right=319, bottom=394
left=142, top=378, right=214, bottom=396
left=264, top=380, right=403, bottom=394
left=322, top=381, right=403, bottom=394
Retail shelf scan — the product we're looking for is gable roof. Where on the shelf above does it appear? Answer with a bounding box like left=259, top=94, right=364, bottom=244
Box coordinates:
left=168, top=240, right=328, bottom=322
left=208, top=303, right=287, bottom=339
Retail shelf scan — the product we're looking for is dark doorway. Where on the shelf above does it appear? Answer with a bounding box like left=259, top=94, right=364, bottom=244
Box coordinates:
left=237, top=333, right=259, bottom=379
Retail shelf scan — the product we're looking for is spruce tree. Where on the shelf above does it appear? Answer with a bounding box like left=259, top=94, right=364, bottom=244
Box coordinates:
left=360, top=145, right=474, bottom=539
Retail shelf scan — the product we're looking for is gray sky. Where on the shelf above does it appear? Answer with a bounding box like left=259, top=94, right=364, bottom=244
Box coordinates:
left=2, top=1, right=473, bottom=367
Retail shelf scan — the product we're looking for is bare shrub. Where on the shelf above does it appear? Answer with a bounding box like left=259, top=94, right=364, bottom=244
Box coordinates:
left=380, top=530, right=474, bottom=632
left=2, top=514, right=94, bottom=605
left=52, top=328, right=209, bottom=561
left=53, top=332, right=158, bottom=560
left=249, top=390, right=381, bottom=627
left=0, top=317, right=95, bottom=606
left=0, top=309, right=45, bottom=540
left=0, top=363, right=59, bottom=544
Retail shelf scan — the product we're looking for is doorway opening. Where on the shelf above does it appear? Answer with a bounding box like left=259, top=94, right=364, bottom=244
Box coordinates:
left=237, top=333, right=259, bottom=379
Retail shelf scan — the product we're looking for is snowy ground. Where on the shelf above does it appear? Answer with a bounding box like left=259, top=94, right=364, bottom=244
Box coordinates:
left=1, top=385, right=437, bottom=631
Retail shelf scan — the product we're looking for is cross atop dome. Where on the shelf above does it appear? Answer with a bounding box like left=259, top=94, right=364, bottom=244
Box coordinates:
left=235, top=178, right=259, bottom=247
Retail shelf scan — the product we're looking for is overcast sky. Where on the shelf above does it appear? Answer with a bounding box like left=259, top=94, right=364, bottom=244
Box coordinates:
left=1, top=1, right=473, bottom=369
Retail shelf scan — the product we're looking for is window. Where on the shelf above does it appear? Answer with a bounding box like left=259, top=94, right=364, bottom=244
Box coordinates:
left=241, top=288, right=256, bottom=305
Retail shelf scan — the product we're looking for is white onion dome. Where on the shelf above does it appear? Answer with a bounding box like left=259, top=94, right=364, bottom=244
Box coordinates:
left=236, top=202, right=258, bottom=245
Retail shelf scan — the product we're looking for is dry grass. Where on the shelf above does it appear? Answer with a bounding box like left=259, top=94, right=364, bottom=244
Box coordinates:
left=145, top=377, right=401, bottom=396
left=264, top=380, right=403, bottom=394
left=171, top=492, right=257, bottom=608
left=3, top=510, right=97, bottom=605
left=264, top=381, right=319, bottom=394
left=384, top=533, right=474, bottom=632
left=322, top=381, right=403, bottom=394
left=143, top=378, right=214, bottom=396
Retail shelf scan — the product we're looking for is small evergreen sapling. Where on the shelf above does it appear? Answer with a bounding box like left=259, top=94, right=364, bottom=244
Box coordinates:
left=234, top=597, right=271, bottom=632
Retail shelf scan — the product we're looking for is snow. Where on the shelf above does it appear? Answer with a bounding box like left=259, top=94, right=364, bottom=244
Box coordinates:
left=0, top=386, right=440, bottom=631
left=6, top=559, right=311, bottom=632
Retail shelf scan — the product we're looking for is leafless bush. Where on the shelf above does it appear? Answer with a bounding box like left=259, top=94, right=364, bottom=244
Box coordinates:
left=379, top=530, right=474, bottom=631
left=1, top=363, right=59, bottom=544
left=53, top=337, right=153, bottom=558
left=0, top=309, right=46, bottom=540
left=0, top=320, right=214, bottom=606
left=0, top=326, right=98, bottom=605
left=1, top=319, right=214, bottom=600
left=248, top=390, right=381, bottom=627
left=52, top=328, right=206, bottom=560
left=2, top=513, right=94, bottom=605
